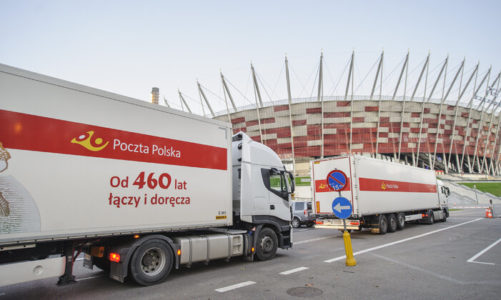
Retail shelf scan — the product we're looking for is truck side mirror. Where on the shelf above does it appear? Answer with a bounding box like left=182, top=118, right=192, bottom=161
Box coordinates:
left=287, top=171, right=295, bottom=194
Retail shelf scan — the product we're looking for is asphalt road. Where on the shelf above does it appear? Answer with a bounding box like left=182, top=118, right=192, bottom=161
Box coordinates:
left=1, top=208, right=500, bottom=299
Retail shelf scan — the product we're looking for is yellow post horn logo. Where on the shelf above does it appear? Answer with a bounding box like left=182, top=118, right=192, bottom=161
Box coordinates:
left=71, top=131, right=109, bottom=151
left=381, top=182, right=387, bottom=190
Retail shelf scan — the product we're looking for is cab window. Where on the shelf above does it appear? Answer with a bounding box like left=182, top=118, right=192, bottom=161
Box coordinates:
left=261, top=168, right=289, bottom=200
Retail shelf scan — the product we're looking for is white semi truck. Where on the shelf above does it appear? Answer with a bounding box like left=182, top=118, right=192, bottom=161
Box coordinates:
left=0, top=63, right=294, bottom=287
left=311, top=155, right=450, bottom=233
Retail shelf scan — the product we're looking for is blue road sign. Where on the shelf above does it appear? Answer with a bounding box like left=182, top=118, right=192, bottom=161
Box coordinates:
left=332, top=197, right=352, bottom=219
left=327, top=170, right=347, bottom=191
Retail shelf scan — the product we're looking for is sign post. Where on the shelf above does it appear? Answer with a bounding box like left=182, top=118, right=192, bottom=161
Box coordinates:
left=332, top=197, right=357, bottom=267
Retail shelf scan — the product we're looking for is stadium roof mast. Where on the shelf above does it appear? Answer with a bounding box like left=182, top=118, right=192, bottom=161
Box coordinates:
left=220, top=72, right=238, bottom=123
left=460, top=67, right=491, bottom=173
left=220, top=73, right=237, bottom=111
left=396, top=52, right=410, bottom=161
left=420, top=55, right=448, bottom=169
left=447, top=62, right=478, bottom=173
left=416, top=55, right=449, bottom=169
left=285, top=55, right=296, bottom=174
left=471, top=72, right=501, bottom=172
left=346, top=51, right=355, bottom=154
left=251, top=63, right=264, bottom=143
left=479, top=76, right=501, bottom=174
left=372, top=51, right=385, bottom=156
left=432, top=57, right=464, bottom=171
left=197, top=81, right=215, bottom=118
left=163, top=97, right=171, bottom=108
left=178, top=90, right=192, bottom=113
left=412, top=53, right=430, bottom=167
left=317, top=52, right=325, bottom=158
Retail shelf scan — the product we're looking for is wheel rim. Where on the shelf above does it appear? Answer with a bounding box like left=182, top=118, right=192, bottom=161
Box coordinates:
left=381, top=219, right=387, bottom=231
left=292, top=218, right=299, bottom=228
left=390, top=218, right=396, bottom=228
left=398, top=215, right=404, bottom=227
left=140, top=247, right=166, bottom=277
left=261, top=236, right=274, bottom=253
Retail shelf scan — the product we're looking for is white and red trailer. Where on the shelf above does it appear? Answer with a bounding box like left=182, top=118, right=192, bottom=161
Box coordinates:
left=311, top=155, right=449, bottom=233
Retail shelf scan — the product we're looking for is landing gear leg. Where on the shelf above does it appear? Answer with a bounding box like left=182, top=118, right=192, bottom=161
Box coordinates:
left=57, top=243, right=76, bottom=285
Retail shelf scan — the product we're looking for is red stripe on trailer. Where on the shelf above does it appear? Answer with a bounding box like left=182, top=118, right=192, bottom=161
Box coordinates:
left=0, top=109, right=227, bottom=170
left=359, top=177, right=436, bottom=193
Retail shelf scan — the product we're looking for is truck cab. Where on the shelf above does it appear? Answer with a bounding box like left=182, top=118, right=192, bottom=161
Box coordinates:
left=231, top=132, right=294, bottom=252
left=437, top=180, right=450, bottom=217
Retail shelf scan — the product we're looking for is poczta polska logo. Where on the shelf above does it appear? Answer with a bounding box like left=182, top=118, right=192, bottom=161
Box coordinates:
left=71, top=131, right=109, bottom=151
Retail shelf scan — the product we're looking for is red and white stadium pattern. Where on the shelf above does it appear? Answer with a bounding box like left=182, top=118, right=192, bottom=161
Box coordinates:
left=214, top=99, right=501, bottom=174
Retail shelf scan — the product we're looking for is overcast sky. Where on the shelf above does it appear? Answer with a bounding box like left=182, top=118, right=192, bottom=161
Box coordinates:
left=1, top=0, right=500, bottom=115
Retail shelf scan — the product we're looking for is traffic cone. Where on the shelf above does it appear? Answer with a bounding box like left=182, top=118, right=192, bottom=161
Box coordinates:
left=485, top=208, right=493, bottom=219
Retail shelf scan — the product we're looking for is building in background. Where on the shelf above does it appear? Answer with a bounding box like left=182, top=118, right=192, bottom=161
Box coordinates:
left=172, top=52, right=501, bottom=177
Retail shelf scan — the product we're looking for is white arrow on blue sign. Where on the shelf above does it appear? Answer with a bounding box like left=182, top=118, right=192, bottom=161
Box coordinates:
left=331, top=197, right=352, bottom=219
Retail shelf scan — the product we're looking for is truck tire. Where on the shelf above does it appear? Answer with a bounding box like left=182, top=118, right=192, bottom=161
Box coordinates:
left=396, top=213, right=405, bottom=230
left=427, top=210, right=434, bottom=225
left=387, top=214, right=397, bottom=232
left=440, top=209, right=447, bottom=222
left=129, top=239, right=173, bottom=286
left=256, top=227, right=278, bottom=261
left=378, top=215, right=388, bottom=235
left=292, top=217, right=300, bottom=228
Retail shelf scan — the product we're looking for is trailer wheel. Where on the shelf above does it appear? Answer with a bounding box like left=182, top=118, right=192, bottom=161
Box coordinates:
left=378, top=215, right=388, bottom=235
left=387, top=214, right=397, bottom=232
left=129, top=239, right=173, bottom=286
left=292, top=217, right=300, bottom=228
left=396, top=213, right=405, bottom=230
left=256, top=227, right=278, bottom=261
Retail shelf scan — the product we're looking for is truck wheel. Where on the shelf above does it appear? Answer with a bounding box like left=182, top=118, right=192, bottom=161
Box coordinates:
left=256, top=227, right=278, bottom=261
left=427, top=210, right=434, bottom=225
left=396, top=213, right=405, bottom=230
left=129, top=240, right=173, bottom=286
left=387, top=214, right=397, bottom=232
left=440, top=209, right=447, bottom=222
left=292, top=217, right=300, bottom=228
left=378, top=215, right=388, bottom=235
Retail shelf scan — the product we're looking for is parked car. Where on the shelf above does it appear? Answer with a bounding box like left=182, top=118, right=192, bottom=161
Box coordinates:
left=292, top=201, right=315, bottom=228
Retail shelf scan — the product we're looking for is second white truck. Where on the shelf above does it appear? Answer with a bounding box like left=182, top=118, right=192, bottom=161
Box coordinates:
left=311, top=155, right=450, bottom=233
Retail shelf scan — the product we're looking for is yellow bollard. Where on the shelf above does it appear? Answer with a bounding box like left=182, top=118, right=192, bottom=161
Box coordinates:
left=343, top=230, right=357, bottom=266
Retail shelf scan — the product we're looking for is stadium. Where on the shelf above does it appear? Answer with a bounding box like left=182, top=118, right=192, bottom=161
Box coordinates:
left=166, top=52, right=501, bottom=177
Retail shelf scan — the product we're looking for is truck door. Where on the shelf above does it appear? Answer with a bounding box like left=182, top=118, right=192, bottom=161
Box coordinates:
left=262, top=168, right=292, bottom=222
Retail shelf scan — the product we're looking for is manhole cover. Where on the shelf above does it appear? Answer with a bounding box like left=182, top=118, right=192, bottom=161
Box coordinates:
left=286, top=287, right=323, bottom=298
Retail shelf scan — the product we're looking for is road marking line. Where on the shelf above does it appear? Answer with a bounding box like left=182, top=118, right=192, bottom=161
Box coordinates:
left=295, top=235, right=337, bottom=245
left=371, top=253, right=463, bottom=284
left=215, top=281, right=256, bottom=293
left=324, top=218, right=483, bottom=263
left=280, top=267, right=309, bottom=275
left=467, top=237, right=501, bottom=266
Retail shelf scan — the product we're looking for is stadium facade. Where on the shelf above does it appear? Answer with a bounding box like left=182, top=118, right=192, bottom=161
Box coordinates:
left=177, top=52, right=501, bottom=176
